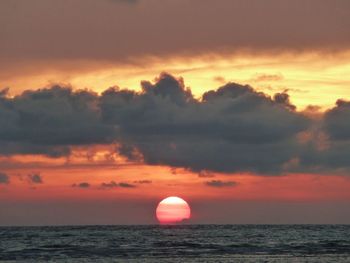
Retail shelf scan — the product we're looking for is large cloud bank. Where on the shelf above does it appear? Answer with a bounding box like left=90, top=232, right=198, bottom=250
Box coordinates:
left=0, top=73, right=349, bottom=175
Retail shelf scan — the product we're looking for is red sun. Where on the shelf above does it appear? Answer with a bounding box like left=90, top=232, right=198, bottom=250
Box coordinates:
left=156, top=196, right=191, bottom=224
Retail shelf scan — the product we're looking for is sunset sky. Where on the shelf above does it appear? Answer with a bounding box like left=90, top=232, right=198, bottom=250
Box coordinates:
left=1, top=0, right=350, bottom=225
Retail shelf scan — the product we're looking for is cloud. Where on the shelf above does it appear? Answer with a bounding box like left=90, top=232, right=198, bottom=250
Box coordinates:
left=323, top=99, right=350, bottom=140
left=72, top=182, right=90, bottom=188
left=251, top=73, right=284, bottom=82
left=273, top=92, right=296, bottom=111
left=0, top=86, right=115, bottom=157
left=3, top=72, right=303, bottom=174
left=101, top=181, right=136, bottom=188
left=134, top=180, right=152, bottom=184
left=101, top=181, right=118, bottom=188
left=213, top=76, right=227, bottom=84
left=27, top=173, right=43, bottom=184
left=119, top=182, right=136, bottom=188
left=104, top=73, right=309, bottom=174
left=205, top=180, right=237, bottom=188
left=1, top=0, right=350, bottom=66
left=0, top=73, right=314, bottom=174
left=0, top=88, right=9, bottom=98
left=3, top=73, right=350, bottom=175
left=292, top=100, right=350, bottom=173
left=0, top=172, right=9, bottom=184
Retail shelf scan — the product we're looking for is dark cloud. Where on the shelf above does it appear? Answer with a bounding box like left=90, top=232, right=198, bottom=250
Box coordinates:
left=0, top=73, right=311, bottom=174
left=28, top=173, right=43, bottom=184
left=205, top=180, right=237, bottom=188
left=119, top=182, right=136, bottom=188
left=0, top=88, right=9, bottom=98
left=273, top=92, right=296, bottom=111
left=290, top=100, right=350, bottom=173
left=0, top=172, right=9, bottom=184
left=324, top=99, right=350, bottom=140
left=2, top=73, right=350, bottom=175
left=101, top=181, right=136, bottom=188
left=117, top=144, right=142, bottom=162
left=0, top=86, right=115, bottom=156
left=72, top=182, right=90, bottom=188
left=134, top=180, right=152, bottom=184
left=101, top=181, right=118, bottom=188
left=104, top=73, right=309, bottom=174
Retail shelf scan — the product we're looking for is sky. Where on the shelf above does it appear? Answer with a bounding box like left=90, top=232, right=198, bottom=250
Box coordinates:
left=1, top=0, right=350, bottom=225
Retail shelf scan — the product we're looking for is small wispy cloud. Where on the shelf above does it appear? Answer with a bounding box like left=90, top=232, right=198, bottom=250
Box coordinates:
left=28, top=173, right=43, bottom=184
left=251, top=73, right=284, bottom=82
left=134, top=180, right=152, bottom=184
left=101, top=181, right=118, bottom=188
left=72, top=182, right=90, bottom=188
left=119, top=182, right=136, bottom=188
left=205, top=180, right=237, bottom=188
left=101, top=181, right=136, bottom=189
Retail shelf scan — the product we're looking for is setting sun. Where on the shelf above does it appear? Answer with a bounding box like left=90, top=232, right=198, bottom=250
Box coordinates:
left=156, top=196, right=191, bottom=224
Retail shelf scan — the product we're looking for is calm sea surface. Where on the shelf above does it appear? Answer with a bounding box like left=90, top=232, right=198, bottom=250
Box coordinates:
left=1, top=225, right=350, bottom=262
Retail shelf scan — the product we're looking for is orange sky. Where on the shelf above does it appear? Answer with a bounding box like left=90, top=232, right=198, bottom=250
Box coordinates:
left=2, top=148, right=350, bottom=202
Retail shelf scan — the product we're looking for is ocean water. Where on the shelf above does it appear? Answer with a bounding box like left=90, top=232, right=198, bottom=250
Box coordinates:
left=1, top=225, right=350, bottom=262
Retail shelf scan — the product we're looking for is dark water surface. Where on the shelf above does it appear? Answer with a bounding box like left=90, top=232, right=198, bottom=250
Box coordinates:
left=1, top=225, right=350, bottom=262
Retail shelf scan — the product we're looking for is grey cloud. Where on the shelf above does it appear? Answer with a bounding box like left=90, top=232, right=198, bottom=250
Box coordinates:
left=273, top=92, right=296, bottom=111
left=323, top=99, right=350, bottom=140
left=28, top=173, right=43, bottom=184
left=296, top=101, right=350, bottom=173
left=134, top=180, right=152, bottom=184
left=102, top=73, right=309, bottom=174
left=72, top=182, right=90, bottom=188
left=3, top=73, right=350, bottom=175
left=0, top=172, right=9, bottom=184
left=0, top=88, right=9, bottom=98
left=101, top=181, right=118, bottom=188
left=119, top=182, right=136, bottom=188
left=0, top=73, right=309, bottom=174
left=292, top=99, right=350, bottom=173
left=0, top=86, right=115, bottom=157
left=101, top=181, right=136, bottom=188
left=205, top=180, right=237, bottom=188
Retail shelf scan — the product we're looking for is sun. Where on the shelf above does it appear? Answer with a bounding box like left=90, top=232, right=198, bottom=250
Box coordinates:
left=156, top=196, right=191, bottom=224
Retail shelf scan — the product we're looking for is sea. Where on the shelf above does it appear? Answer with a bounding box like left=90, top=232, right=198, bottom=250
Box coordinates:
left=1, top=225, right=350, bottom=262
